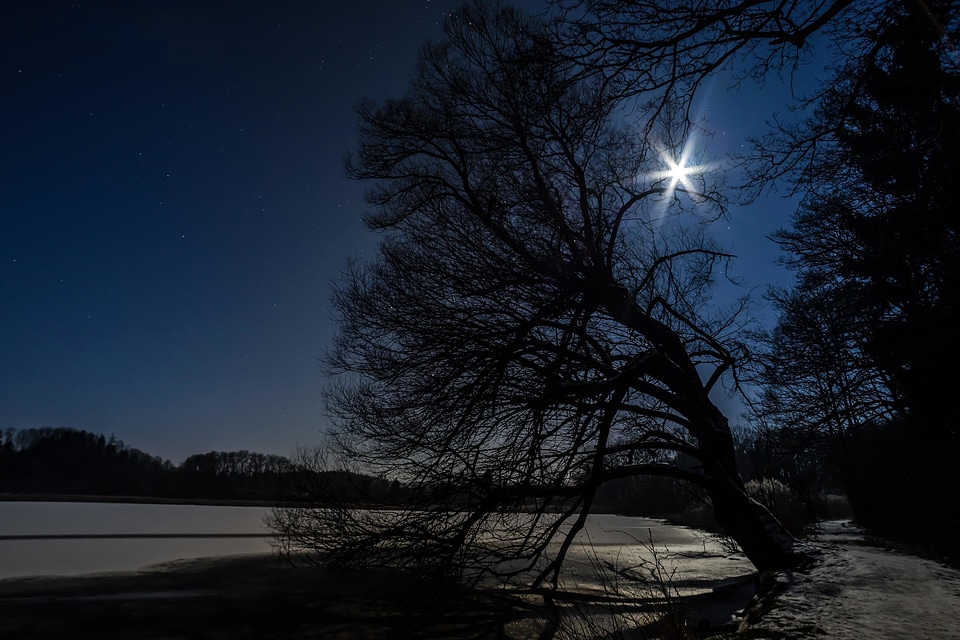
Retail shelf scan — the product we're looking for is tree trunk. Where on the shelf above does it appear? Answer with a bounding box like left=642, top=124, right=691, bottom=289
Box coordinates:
left=706, top=473, right=807, bottom=572
left=695, top=404, right=809, bottom=573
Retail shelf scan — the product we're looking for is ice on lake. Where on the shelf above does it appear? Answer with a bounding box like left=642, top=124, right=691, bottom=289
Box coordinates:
left=0, top=502, right=755, bottom=594
left=0, top=501, right=275, bottom=579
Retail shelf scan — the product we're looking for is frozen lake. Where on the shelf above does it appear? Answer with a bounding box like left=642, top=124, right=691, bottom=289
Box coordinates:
left=0, top=501, right=275, bottom=579
left=0, top=502, right=755, bottom=592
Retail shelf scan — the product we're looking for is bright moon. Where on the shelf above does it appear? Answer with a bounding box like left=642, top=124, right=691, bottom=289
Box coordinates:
left=665, top=156, right=695, bottom=185
left=659, top=148, right=697, bottom=195
left=649, top=140, right=714, bottom=201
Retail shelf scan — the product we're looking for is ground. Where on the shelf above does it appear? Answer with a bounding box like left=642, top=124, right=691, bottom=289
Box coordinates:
left=0, top=555, right=539, bottom=639
left=1, top=520, right=958, bottom=639
left=733, top=520, right=960, bottom=639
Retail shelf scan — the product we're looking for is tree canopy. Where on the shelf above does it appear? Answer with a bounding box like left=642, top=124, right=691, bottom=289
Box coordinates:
left=272, top=1, right=807, bottom=584
left=772, top=0, right=960, bottom=431
left=751, top=0, right=960, bottom=559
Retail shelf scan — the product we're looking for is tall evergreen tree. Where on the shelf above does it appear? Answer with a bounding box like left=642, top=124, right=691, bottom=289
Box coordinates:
left=773, top=0, right=960, bottom=440
left=760, top=0, right=960, bottom=559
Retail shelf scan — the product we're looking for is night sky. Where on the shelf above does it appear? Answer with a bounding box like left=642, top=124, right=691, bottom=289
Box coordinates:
left=1, top=1, right=817, bottom=462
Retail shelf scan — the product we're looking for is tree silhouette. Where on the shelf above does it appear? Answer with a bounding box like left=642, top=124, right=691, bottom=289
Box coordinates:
left=554, top=0, right=855, bottom=128
left=757, top=0, right=960, bottom=558
left=558, top=0, right=960, bottom=554
left=750, top=283, right=898, bottom=471
left=771, top=0, right=960, bottom=437
left=0, top=427, right=294, bottom=502
left=272, top=2, right=808, bottom=584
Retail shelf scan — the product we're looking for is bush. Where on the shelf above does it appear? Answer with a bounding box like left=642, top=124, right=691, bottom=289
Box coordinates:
left=669, top=478, right=826, bottom=540
left=666, top=500, right=721, bottom=534
left=745, top=478, right=813, bottom=536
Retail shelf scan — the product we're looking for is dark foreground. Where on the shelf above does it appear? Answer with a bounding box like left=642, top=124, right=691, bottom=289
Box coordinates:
left=5, top=522, right=958, bottom=639
left=0, top=552, right=759, bottom=639
left=0, top=554, right=551, bottom=639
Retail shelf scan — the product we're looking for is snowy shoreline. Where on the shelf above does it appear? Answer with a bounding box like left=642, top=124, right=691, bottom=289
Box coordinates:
left=731, top=520, right=960, bottom=639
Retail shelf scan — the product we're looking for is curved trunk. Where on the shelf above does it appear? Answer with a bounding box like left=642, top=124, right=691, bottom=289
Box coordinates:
left=695, top=406, right=808, bottom=573
left=706, top=473, right=806, bottom=572
left=601, top=272, right=809, bottom=571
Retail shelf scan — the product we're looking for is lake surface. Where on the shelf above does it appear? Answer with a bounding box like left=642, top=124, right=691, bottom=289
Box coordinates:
left=0, top=502, right=755, bottom=591
left=0, top=502, right=275, bottom=579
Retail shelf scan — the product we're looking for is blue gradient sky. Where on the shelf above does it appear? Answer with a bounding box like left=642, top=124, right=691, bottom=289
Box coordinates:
left=1, top=0, right=815, bottom=462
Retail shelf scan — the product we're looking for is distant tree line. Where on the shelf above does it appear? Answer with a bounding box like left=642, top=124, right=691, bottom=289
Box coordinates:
left=0, top=427, right=450, bottom=505
left=0, top=425, right=851, bottom=534
left=0, top=427, right=294, bottom=502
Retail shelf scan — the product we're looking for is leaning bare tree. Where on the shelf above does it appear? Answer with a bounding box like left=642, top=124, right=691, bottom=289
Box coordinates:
left=272, top=1, right=808, bottom=584
left=550, top=0, right=960, bottom=559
